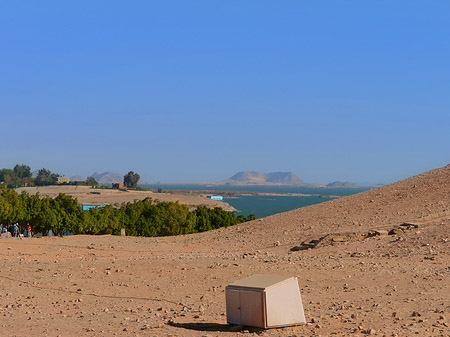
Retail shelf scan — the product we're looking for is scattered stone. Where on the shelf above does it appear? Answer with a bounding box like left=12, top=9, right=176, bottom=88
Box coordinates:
left=389, top=228, right=404, bottom=235
left=364, top=328, right=376, bottom=335
left=400, top=222, right=419, bottom=229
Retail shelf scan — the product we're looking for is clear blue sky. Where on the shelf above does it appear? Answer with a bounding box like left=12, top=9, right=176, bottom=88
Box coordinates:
left=1, top=1, right=449, bottom=184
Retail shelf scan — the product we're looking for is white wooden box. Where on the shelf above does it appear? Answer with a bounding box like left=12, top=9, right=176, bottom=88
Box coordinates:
left=226, top=274, right=306, bottom=328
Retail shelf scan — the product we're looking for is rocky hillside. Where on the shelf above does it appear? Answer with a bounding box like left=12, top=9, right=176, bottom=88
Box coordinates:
left=214, top=163, right=450, bottom=249
left=326, top=181, right=361, bottom=188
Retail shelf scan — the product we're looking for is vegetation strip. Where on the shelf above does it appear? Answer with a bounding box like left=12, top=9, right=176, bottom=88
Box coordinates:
left=0, top=189, right=255, bottom=237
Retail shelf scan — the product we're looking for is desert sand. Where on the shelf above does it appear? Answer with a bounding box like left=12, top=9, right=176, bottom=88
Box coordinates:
left=2, top=165, right=450, bottom=336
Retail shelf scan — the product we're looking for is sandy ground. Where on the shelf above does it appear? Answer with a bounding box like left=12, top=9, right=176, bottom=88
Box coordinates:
left=2, top=165, right=450, bottom=336
left=15, top=185, right=236, bottom=211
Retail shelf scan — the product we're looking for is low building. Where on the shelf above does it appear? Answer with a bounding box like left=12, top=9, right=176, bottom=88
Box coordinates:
left=57, top=176, right=70, bottom=184
left=207, top=195, right=223, bottom=201
left=112, top=183, right=126, bottom=189
left=82, top=204, right=107, bottom=211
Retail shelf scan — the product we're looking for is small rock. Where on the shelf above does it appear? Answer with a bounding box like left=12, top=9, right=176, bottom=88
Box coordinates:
left=389, top=228, right=403, bottom=235
left=361, top=328, right=376, bottom=335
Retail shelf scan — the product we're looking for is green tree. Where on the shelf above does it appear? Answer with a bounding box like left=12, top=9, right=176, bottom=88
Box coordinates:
left=0, top=189, right=24, bottom=225
left=84, top=205, right=121, bottom=235
left=20, top=191, right=43, bottom=229
left=0, top=169, right=14, bottom=183
left=246, top=214, right=257, bottom=221
left=0, top=168, right=16, bottom=188
left=13, top=164, right=31, bottom=179
left=35, top=168, right=59, bottom=186
left=86, top=177, right=98, bottom=187
left=122, top=198, right=147, bottom=236
left=0, top=192, right=13, bottom=225
left=195, top=206, right=212, bottom=232
left=123, top=171, right=140, bottom=189
left=44, top=194, right=82, bottom=236
left=36, top=197, right=58, bottom=235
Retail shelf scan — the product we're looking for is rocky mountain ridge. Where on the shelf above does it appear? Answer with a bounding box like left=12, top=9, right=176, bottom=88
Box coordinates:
left=223, top=171, right=307, bottom=186
left=90, top=171, right=124, bottom=183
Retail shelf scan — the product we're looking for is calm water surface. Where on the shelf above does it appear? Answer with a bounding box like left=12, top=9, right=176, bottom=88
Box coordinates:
left=141, top=184, right=372, bottom=219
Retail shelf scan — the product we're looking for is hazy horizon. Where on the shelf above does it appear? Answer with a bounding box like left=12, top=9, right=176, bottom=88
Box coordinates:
left=6, top=166, right=436, bottom=187
left=2, top=1, right=449, bottom=185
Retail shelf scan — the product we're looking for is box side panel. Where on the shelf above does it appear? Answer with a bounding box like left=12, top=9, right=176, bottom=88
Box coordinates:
left=226, top=288, right=241, bottom=325
left=265, top=278, right=306, bottom=327
left=239, top=290, right=264, bottom=328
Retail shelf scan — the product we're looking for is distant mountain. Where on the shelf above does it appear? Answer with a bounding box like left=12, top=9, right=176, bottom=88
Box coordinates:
left=70, top=175, right=85, bottom=182
left=224, top=171, right=306, bottom=186
left=90, top=172, right=123, bottom=184
left=228, top=172, right=267, bottom=184
left=265, top=172, right=305, bottom=185
left=326, top=181, right=361, bottom=188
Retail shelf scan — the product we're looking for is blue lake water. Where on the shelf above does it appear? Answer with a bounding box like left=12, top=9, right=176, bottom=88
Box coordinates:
left=141, top=184, right=371, bottom=219
left=223, top=195, right=335, bottom=218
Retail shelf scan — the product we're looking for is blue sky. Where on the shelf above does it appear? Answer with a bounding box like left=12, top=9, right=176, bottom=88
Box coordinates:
left=1, top=1, right=449, bottom=184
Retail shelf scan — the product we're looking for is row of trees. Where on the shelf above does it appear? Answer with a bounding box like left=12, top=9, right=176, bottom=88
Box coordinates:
left=0, top=164, right=139, bottom=189
left=0, top=189, right=255, bottom=237
left=0, top=164, right=34, bottom=188
left=0, top=164, right=100, bottom=188
left=0, top=164, right=65, bottom=188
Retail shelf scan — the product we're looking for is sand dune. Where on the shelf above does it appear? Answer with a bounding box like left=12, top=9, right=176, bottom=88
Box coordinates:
left=2, top=165, right=450, bottom=336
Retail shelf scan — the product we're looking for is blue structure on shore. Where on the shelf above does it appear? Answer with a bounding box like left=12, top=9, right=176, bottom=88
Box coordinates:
left=207, top=195, right=223, bottom=201
left=82, top=204, right=107, bottom=211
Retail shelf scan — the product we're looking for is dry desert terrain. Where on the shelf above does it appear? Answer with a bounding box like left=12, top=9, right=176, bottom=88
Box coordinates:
left=2, top=165, right=450, bottom=336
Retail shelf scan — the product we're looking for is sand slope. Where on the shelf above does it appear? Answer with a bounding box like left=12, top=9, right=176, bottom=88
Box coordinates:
left=2, top=165, right=450, bottom=336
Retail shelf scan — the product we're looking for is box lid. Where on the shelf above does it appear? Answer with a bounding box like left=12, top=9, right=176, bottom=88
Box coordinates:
left=227, top=274, right=295, bottom=290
